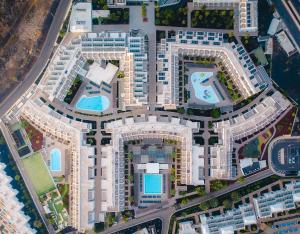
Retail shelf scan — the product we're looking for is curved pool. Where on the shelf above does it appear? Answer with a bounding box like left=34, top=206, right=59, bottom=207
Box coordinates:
left=191, top=72, right=220, bottom=104
left=50, top=148, right=61, bottom=172
left=75, top=95, right=110, bottom=112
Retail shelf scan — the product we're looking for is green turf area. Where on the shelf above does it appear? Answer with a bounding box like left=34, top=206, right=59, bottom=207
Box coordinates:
left=22, top=153, right=55, bottom=196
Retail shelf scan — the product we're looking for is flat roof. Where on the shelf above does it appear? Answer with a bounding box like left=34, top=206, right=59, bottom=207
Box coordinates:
left=146, top=163, right=160, bottom=174
left=86, top=62, right=118, bottom=86
left=70, top=2, right=92, bottom=32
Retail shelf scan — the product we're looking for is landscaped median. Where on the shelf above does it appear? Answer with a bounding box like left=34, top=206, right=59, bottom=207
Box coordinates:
left=22, top=152, right=69, bottom=231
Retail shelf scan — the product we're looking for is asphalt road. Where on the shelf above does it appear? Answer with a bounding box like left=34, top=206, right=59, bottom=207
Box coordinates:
left=0, top=0, right=71, bottom=118
left=273, top=0, right=300, bottom=48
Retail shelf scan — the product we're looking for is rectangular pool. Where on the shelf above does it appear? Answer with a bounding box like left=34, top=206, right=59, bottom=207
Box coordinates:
left=50, top=148, right=61, bottom=172
left=143, top=174, right=162, bottom=194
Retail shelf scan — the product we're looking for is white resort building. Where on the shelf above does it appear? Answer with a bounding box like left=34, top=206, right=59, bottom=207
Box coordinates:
left=18, top=99, right=96, bottom=232
left=156, top=30, right=268, bottom=109
left=210, top=91, right=290, bottom=179
left=0, top=163, right=36, bottom=234
left=70, top=2, right=92, bottom=33
left=100, top=116, right=203, bottom=213
left=200, top=204, right=257, bottom=234
left=41, top=30, right=148, bottom=109
left=253, top=181, right=300, bottom=219
left=192, top=0, right=258, bottom=33
left=200, top=181, right=300, bottom=233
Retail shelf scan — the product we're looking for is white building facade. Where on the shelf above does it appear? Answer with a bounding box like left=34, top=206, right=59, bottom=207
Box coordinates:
left=41, top=30, right=148, bottom=109
left=156, top=30, right=268, bottom=109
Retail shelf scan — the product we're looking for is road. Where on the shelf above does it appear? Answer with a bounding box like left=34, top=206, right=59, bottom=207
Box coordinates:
left=273, top=0, right=300, bottom=49
left=101, top=169, right=274, bottom=234
left=0, top=0, right=71, bottom=118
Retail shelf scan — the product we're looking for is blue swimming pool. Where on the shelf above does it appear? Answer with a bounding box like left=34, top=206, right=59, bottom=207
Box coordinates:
left=191, top=72, right=220, bottom=104
left=50, top=148, right=61, bottom=172
left=75, top=95, right=110, bottom=112
left=144, top=174, right=162, bottom=194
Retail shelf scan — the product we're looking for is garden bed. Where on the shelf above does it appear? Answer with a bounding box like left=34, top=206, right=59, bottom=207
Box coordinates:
left=93, top=8, right=129, bottom=25
left=21, top=118, right=43, bottom=151
left=64, top=76, right=82, bottom=104
left=155, top=0, right=187, bottom=27
left=191, top=9, right=234, bottom=29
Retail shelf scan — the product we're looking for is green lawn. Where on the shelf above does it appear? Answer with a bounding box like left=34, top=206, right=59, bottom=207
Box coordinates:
left=22, top=153, right=55, bottom=196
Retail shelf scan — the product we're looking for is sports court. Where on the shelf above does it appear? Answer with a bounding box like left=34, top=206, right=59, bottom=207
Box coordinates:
left=22, top=152, right=56, bottom=195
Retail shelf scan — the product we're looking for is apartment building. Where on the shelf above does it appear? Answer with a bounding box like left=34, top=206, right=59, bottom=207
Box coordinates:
left=0, top=163, right=36, bottom=234
left=156, top=30, right=268, bottom=109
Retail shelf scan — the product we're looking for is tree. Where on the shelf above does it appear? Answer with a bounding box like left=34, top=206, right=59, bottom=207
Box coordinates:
left=223, top=199, right=232, bottom=209
left=211, top=108, right=221, bottom=118
left=231, top=191, right=241, bottom=202
left=199, top=202, right=209, bottom=211
left=187, top=109, right=194, bottom=115
left=128, top=174, right=134, bottom=183
left=195, top=187, right=206, bottom=196
left=209, top=198, right=219, bottom=208
left=180, top=198, right=188, bottom=206
left=177, top=107, right=185, bottom=114
left=237, top=176, right=245, bottom=184
left=128, top=196, right=134, bottom=204
left=170, top=189, right=176, bottom=196
left=21, top=120, right=29, bottom=129
left=117, top=71, right=125, bottom=78
left=141, top=3, right=147, bottom=18
left=211, top=180, right=227, bottom=191
left=171, top=151, right=177, bottom=159
left=107, top=213, right=115, bottom=226
left=128, top=152, right=133, bottom=161
left=33, top=220, right=42, bottom=228
left=15, top=175, right=20, bottom=181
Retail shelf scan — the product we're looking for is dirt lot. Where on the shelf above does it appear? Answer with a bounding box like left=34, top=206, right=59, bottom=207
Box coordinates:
left=0, top=0, right=59, bottom=99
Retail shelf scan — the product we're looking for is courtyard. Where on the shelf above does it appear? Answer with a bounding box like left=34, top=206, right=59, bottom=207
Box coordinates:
left=183, top=62, right=232, bottom=109
left=124, top=138, right=180, bottom=209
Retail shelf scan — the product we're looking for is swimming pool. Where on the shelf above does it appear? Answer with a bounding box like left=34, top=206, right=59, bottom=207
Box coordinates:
left=75, top=95, right=110, bottom=112
left=144, top=174, right=162, bottom=194
left=50, top=148, right=61, bottom=172
left=191, top=72, right=220, bottom=104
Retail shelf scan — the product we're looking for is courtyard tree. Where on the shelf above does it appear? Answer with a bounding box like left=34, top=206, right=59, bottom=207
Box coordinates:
left=128, top=174, right=134, bottom=183
left=117, top=71, right=125, bottom=78
left=128, top=196, right=134, bottom=204
left=141, top=3, right=147, bottom=18
left=128, top=152, right=133, bottom=161
left=171, top=151, right=177, bottom=159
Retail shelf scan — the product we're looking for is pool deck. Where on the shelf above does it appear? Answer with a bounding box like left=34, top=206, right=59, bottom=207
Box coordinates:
left=71, top=79, right=114, bottom=115
left=185, top=64, right=232, bottom=109
left=43, top=136, right=66, bottom=177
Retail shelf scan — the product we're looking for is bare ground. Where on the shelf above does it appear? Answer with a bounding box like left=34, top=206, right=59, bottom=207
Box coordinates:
left=0, top=0, right=59, bottom=99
